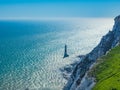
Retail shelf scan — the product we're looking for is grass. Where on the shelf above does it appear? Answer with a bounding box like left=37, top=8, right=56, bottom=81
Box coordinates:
left=89, top=45, right=120, bottom=90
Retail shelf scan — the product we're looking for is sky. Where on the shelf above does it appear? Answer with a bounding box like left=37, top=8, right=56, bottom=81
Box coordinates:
left=0, top=0, right=120, bottom=19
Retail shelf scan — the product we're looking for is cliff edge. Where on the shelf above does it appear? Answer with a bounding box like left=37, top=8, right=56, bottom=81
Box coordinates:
left=89, top=45, right=120, bottom=90
left=63, top=15, right=120, bottom=90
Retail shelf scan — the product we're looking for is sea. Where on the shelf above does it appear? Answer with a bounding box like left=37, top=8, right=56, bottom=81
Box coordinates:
left=0, top=18, right=113, bottom=90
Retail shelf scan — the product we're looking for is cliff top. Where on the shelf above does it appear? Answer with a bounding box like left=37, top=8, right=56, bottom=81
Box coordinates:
left=89, top=45, right=120, bottom=90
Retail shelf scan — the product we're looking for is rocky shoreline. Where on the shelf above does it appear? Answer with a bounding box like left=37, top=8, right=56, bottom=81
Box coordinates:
left=63, top=15, right=120, bottom=90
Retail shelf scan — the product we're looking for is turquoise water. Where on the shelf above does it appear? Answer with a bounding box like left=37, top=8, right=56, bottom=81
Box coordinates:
left=0, top=18, right=113, bottom=90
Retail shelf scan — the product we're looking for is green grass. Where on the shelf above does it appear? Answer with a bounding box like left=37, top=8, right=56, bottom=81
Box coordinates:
left=89, top=45, right=120, bottom=90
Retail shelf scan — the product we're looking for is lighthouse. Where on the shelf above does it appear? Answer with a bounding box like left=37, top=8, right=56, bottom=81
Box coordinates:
left=63, top=44, right=69, bottom=58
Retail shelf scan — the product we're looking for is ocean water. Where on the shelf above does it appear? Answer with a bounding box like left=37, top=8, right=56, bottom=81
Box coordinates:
left=0, top=18, right=113, bottom=90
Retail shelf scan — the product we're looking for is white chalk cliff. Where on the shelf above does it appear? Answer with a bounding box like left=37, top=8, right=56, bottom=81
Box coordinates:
left=63, top=15, right=120, bottom=90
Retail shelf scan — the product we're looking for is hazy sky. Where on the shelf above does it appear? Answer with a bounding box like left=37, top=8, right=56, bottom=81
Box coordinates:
left=0, top=0, right=120, bottom=19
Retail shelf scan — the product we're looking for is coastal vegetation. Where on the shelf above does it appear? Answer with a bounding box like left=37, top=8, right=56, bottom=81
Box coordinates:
left=89, top=45, right=120, bottom=90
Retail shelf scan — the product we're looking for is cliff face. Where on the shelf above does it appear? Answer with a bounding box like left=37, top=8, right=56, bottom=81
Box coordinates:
left=63, top=15, right=120, bottom=90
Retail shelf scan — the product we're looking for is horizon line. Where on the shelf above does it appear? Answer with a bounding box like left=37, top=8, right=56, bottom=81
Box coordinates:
left=0, top=17, right=114, bottom=21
